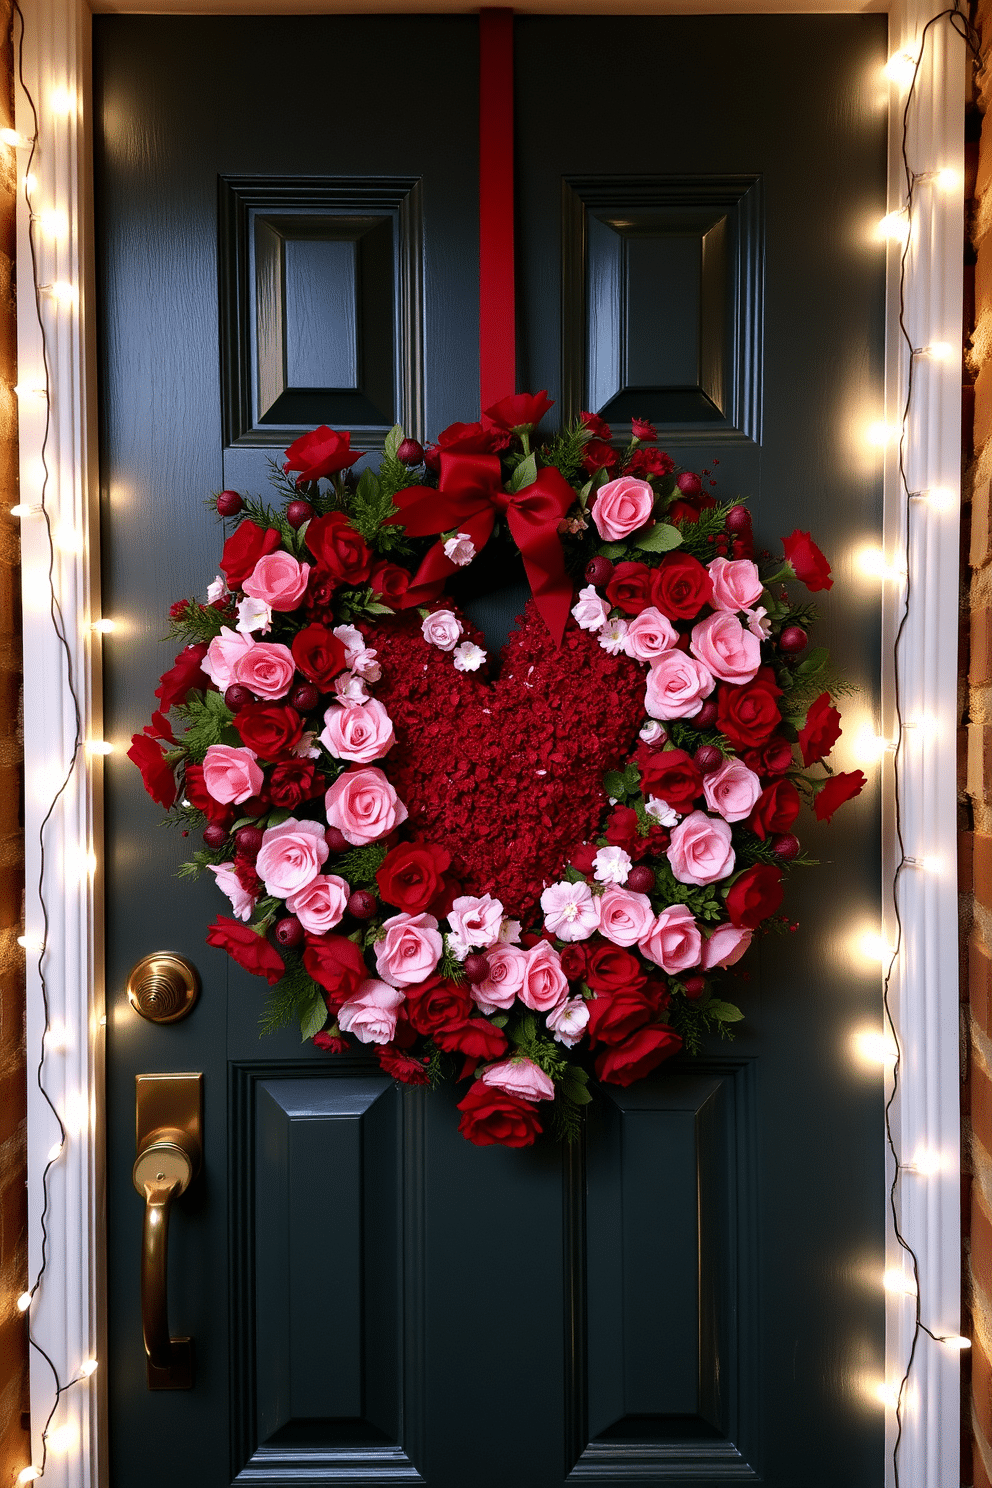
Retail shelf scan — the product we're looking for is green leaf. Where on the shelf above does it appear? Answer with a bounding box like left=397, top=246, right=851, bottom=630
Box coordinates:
left=563, top=865, right=587, bottom=884
left=384, top=424, right=403, bottom=461
left=367, top=601, right=395, bottom=615
left=563, top=1079, right=593, bottom=1106
left=707, top=999, right=744, bottom=1023
left=596, top=541, right=626, bottom=560
left=603, top=769, right=627, bottom=800
left=299, top=990, right=328, bottom=1041
left=622, top=761, right=641, bottom=792
left=635, top=522, right=683, bottom=553
left=793, top=645, right=829, bottom=677
left=173, top=690, right=236, bottom=763
left=505, top=452, right=537, bottom=493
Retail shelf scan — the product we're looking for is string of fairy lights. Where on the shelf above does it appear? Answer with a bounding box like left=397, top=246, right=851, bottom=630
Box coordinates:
left=4, top=3, right=982, bottom=1484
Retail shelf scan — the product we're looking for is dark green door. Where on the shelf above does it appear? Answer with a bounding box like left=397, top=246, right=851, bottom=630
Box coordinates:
left=96, top=15, right=887, bottom=1486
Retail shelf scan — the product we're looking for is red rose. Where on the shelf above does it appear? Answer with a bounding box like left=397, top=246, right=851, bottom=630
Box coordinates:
left=305, top=513, right=372, bottom=586
left=403, top=976, right=472, bottom=1036
left=155, top=644, right=211, bottom=712
left=483, top=390, right=553, bottom=433
left=630, top=417, right=657, bottom=441
left=586, top=986, right=654, bottom=1045
left=798, top=692, right=842, bottom=767
left=586, top=944, right=645, bottom=994
left=369, top=561, right=413, bottom=607
left=436, top=421, right=497, bottom=454
left=726, top=864, right=784, bottom=928
left=233, top=703, right=303, bottom=760
left=206, top=916, right=285, bottom=985
left=749, top=779, right=801, bottom=840
left=313, top=1031, right=348, bottom=1052
left=650, top=553, right=714, bottom=620
left=127, top=733, right=176, bottom=809
left=570, top=843, right=598, bottom=875
left=583, top=438, right=619, bottom=475
left=605, top=561, right=653, bottom=616
left=433, top=1017, right=509, bottom=1060
left=220, top=519, right=282, bottom=589
left=782, top=529, right=833, bottom=592
left=559, top=944, right=589, bottom=980
left=624, top=446, right=673, bottom=479
left=580, top=411, right=611, bottom=440
left=605, top=805, right=640, bottom=851
left=284, top=425, right=364, bottom=483
left=456, top=1081, right=542, bottom=1148
left=744, top=737, right=794, bottom=776
left=302, top=934, right=368, bottom=1008
left=594, top=1024, right=682, bottom=1086
left=638, top=747, right=703, bottom=810
left=814, top=770, right=866, bottom=823
left=183, top=762, right=230, bottom=822
left=291, top=624, right=347, bottom=688
left=268, top=759, right=325, bottom=809
left=716, top=672, right=782, bottom=750
left=377, top=841, right=451, bottom=913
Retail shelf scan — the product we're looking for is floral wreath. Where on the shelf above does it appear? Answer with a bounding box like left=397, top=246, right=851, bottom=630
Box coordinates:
left=130, top=393, right=865, bottom=1148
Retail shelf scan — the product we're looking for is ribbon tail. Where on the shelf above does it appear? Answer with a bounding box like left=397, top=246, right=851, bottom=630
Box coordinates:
left=393, top=510, right=496, bottom=611
left=505, top=509, right=574, bottom=645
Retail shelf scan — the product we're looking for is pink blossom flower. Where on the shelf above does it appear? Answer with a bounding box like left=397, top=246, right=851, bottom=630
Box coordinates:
left=690, top=611, right=761, bottom=685
left=540, top=881, right=601, bottom=942
left=481, top=1056, right=556, bottom=1101
left=334, top=673, right=371, bottom=706
left=700, top=923, right=753, bottom=969
left=666, top=811, right=735, bottom=886
left=448, top=894, right=505, bottom=951
left=375, top=911, right=443, bottom=987
left=639, top=903, right=702, bottom=974
left=421, top=608, right=463, bottom=651
left=202, top=626, right=255, bottom=691
left=236, top=596, right=272, bottom=635
left=255, top=817, right=329, bottom=898
left=707, top=555, right=763, bottom=612
left=598, top=886, right=655, bottom=947
left=337, top=979, right=405, bottom=1044
left=231, top=641, right=296, bottom=700
left=471, top=944, right=528, bottom=1013
left=745, top=607, right=772, bottom=640
left=207, top=861, right=256, bottom=921
left=640, top=720, right=667, bottom=745
left=351, top=648, right=381, bottom=681
left=645, top=797, right=679, bottom=827
left=202, top=744, right=263, bottom=804
left=443, top=532, right=476, bottom=566
left=702, top=758, right=763, bottom=822
left=625, top=606, right=678, bottom=663
left=644, top=652, right=714, bottom=720
left=519, top=941, right=569, bottom=1012
left=571, top=585, right=609, bottom=632
left=206, top=575, right=227, bottom=603
left=332, top=624, right=365, bottom=666
left=285, top=873, right=350, bottom=935
left=320, top=698, right=395, bottom=763
left=325, top=767, right=408, bottom=845
left=242, top=551, right=311, bottom=610
left=547, top=996, right=590, bottom=1047
left=593, top=846, right=631, bottom=885
left=591, top=475, right=655, bottom=541
left=598, top=618, right=629, bottom=655
left=453, top=642, right=486, bottom=672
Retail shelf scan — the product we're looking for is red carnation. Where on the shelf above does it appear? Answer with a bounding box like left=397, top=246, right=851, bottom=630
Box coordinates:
left=233, top=703, right=303, bottom=760
left=782, top=529, right=833, bottom=592
left=284, top=425, right=364, bottom=484
left=456, top=1081, right=542, bottom=1148
left=433, top=1017, right=509, bottom=1060
left=155, top=644, right=211, bottom=712
left=205, top=916, right=285, bottom=985
left=583, top=438, right=619, bottom=475
left=726, top=864, right=784, bottom=928
left=814, top=770, right=866, bottom=823
left=305, top=512, right=372, bottom=586
left=638, top=747, right=703, bottom=811
left=625, top=447, right=673, bottom=480
left=483, top=390, right=553, bottom=434
left=313, top=1031, right=348, bottom=1053
left=798, top=692, right=842, bottom=767
left=594, top=1025, right=682, bottom=1086
left=749, top=779, right=801, bottom=840
left=304, top=566, right=339, bottom=619
left=650, top=553, right=713, bottom=621
left=630, top=417, right=657, bottom=441
left=302, top=934, right=368, bottom=1008
left=585, top=944, right=645, bottom=994
left=291, top=624, right=347, bottom=689
left=377, top=841, right=451, bottom=913
left=403, top=976, right=472, bottom=1037
left=605, top=562, right=653, bottom=616
left=268, top=758, right=325, bottom=809
left=716, top=672, right=783, bottom=751
left=377, top=1046, right=432, bottom=1085
left=127, top=733, right=176, bottom=809
left=370, top=561, right=413, bottom=607
left=220, top=520, right=282, bottom=590
left=580, top=411, right=611, bottom=440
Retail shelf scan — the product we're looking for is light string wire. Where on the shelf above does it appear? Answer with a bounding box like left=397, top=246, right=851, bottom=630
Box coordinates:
left=11, top=0, right=89, bottom=1479
left=883, top=4, right=983, bottom=1484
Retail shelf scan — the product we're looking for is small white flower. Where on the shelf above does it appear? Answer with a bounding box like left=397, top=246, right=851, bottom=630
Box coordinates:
left=645, top=796, right=679, bottom=827
left=443, top=532, right=476, bottom=566
left=290, top=730, right=321, bottom=759
left=352, top=647, right=381, bottom=681
left=334, top=672, right=371, bottom=705
left=445, top=931, right=472, bottom=963
left=547, top=996, right=590, bottom=1047
left=206, top=574, right=227, bottom=603
left=593, top=845, right=632, bottom=886
left=236, top=596, right=272, bottom=635
left=598, top=617, right=630, bottom=656
left=540, top=880, right=601, bottom=942
left=745, top=606, right=772, bottom=640
left=332, top=624, right=365, bottom=667
left=571, top=584, right=609, bottom=633
left=498, top=918, right=522, bottom=945
left=640, top=720, right=667, bottom=745
left=453, top=641, right=487, bottom=673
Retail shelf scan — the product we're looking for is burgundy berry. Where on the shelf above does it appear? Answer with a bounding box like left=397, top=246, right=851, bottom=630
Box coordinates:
left=676, top=472, right=702, bottom=497
left=243, top=797, right=268, bottom=818
left=290, top=682, right=319, bottom=713
left=235, top=824, right=264, bottom=856
left=202, top=822, right=228, bottom=849
left=347, top=889, right=377, bottom=920
left=224, top=684, right=255, bottom=713
left=274, top=916, right=304, bottom=948
left=325, top=826, right=349, bottom=853
left=216, top=489, right=244, bottom=517
left=463, top=953, right=491, bottom=984
left=694, top=744, right=723, bottom=774
left=693, top=700, right=719, bottom=729
left=771, top=833, right=801, bottom=861
left=626, top=865, right=655, bottom=894
left=396, top=437, right=425, bottom=467
left=779, top=626, right=808, bottom=654
left=724, top=504, right=752, bottom=533
left=423, top=444, right=441, bottom=474
left=286, top=499, right=314, bottom=530
left=585, top=555, right=614, bottom=587
left=683, top=975, right=706, bottom=999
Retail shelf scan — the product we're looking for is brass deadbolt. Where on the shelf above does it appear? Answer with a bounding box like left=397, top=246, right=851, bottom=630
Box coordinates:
left=126, top=953, right=200, bottom=1024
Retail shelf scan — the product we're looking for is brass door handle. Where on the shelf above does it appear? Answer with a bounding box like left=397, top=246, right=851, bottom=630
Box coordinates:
left=133, top=1074, right=202, bottom=1389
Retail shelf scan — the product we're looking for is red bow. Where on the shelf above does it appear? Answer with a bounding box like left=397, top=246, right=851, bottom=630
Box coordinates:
left=390, top=452, right=575, bottom=643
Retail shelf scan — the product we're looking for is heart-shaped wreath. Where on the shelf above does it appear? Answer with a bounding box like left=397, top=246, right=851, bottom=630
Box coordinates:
left=130, top=394, right=865, bottom=1147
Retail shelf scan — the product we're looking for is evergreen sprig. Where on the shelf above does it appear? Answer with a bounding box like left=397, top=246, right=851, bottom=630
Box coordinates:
left=167, top=599, right=232, bottom=646
left=260, top=956, right=322, bottom=1037
left=669, top=996, right=742, bottom=1055
left=540, top=419, right=590, bottom=483
left=669, top=500, right=740, bottom=558
left=335, top=841, right=387, bottom=885
left=172, top=691, right=237, bottom=762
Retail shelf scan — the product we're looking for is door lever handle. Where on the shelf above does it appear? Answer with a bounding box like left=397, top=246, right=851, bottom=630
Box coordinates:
left=133, top=1074, right=202, bottom=1389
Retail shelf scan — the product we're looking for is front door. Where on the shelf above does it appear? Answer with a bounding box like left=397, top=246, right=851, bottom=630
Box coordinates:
left=95, top=15, right=888, bottom=1486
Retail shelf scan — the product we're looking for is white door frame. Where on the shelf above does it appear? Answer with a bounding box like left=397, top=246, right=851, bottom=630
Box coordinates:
left=13, top=2, right=965, bottom=1483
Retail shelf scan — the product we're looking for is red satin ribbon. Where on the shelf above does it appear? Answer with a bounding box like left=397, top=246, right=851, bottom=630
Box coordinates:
left=479, top=8, right=515, bottom=410
left=392, top=452, right=575, bottom=644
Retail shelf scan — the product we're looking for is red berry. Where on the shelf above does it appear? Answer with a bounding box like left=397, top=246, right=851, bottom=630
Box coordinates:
left=290, top=682, right=319, bottom=713
left=692, top=700, right=719, bottom=729
left=423, top=444, right=441, bottom=474
left=779, top=626, right=808, bottom=654
left=224, top=684, right=255, bottom=713
left=724, top=504, right=752, bottom=533
left=585, top=555, right=614, bottom=587
left=325, top=826, right=349, bottom=853
left=677, top=472, right=702, bottom=496
left=243, top=796, right=268, bottom=818
left=235, top=824, right=264, bottom=856
left=463, top=952, right=491, bottom=984
left=771, top=833, right=801, bottom=861
left=683, top=975, right=706, bottom=999
left=347, top=889, right=377, bottom=920
left=202, top=822, right=228, bottom=849
left=216, top=489, right=243, bottom=517
left=274, top=916, right=304, bottom=948
left=286, top=499, right=314, bottom=530
left=626, top=865, right=655, bottom=894
left=694, top=744, right=723, bottom=774
left=396, top=438, right=425, bottom=467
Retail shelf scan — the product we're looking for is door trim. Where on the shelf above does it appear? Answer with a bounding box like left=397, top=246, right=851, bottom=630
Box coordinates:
left=14, top=2, right=963, bottom=1484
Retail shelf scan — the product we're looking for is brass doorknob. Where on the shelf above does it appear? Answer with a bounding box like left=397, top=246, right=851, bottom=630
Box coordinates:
left=126, top=953, right=200, bottom=1023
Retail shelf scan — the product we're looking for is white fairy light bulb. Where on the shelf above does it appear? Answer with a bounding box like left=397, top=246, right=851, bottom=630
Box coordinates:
left=45, top=281, right=77, bottom=306
left=875, top=1381, right=901, bottom=1409
left=852, top=723, right=890, bottom=766
left=0, top=128, right=30, bottom=148
left=853, top=1030, right=898, bottom=1067
left=907, top=1148, right=942, bottom=1176
left=47, top=1424, right=77, bottom=1453
left=16, top=1468, right=41, bottom=1484
left=857, top=546, right=906, bottom=582
left=90, top=618, right=117, bottom=634
left=36, top=208, right=66, bottom=239
left=917, top=341, right=953, bottom=360
left=877, top=211, right=910, bottom=244
left=865, top=422, right=893, bottom=448
left=16, top=1292, right=31, bottom=1313
left=883, top=48, right=918, bottom=86
left=12, top=383, right=46, bottom=398
left=84, top=739, right=114, bottom=756
left=883, top=1268, right=917, bottom=1296
left=9, top=505, right=40, bottom=518
left=49, top=86, right=76, bottom=116
left=79, top=1358, right=98, bottom=1377
left=45, top=1021, right=68, bottom=1051
left=47, top=1141, right=63, bottom=1163
left=942, top=1335, right=971, bottom=1349
left=858, top=930, right=893, bottom=965
left=16, top=933, right=43, bottom=952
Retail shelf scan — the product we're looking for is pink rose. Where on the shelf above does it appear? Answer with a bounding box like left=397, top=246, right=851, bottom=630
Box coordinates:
left=471, top=944, right=527, bottom=1013
left=447, top=894, right=504, bottom=951
left=667, top=810, right=735, bottom=886
left=539, top=880, right=601, bottom=941
left=481, top=1056, right=556, bottom=1102
left=242, top=551, right=310, bottom=610
left=325, top=767, right=408, bottom=845
left=518, top=941, right=569, bottom=1012
left=337, top=979, right=405, bottom=1044
left=255, top=817, right=329, bottom=898
left=285, top=873, right=349, bottom=935
left=591, top=476, right=655, bottom=541
left=202, top=743, right=264, bottom=804
left=700, top=922, right=753, bottom=969
left=598, top=886, right=655, bottom=947
left=690, top=612, right=761, bottom=684
left=547, top=996, right=590, bottom=1047
left=231, top=641, right=296, bottom=700
left=625, top=606, right=677, bottom=663
left=707, top=556, right=764, bottom=612
left=320, top=699, right=395, bottom=764
left=644, top=652, right=714, bottom=720
left=207, top=861, right=256, bottom=921
left=639, top=903, right=702, bottom=974
left=375, top=911, right=443, bottom=987
left=202, top=626, right=255, bottom=691
left=421, top=608, right=463, bottom=651
left=571, top=585, right=610, bottom=632
left=702, top=758, right=763, bottom=823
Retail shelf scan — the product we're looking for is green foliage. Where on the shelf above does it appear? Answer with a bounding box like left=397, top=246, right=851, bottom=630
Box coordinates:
left=167, top=599, right=231, bottom=646
left=540, top=419, right=590, bottom=483
left=603, top=760, right=641, bottom=802
left=299, top=990, right=329, bottom=1041
left=732, top=830, right=782, bottom=867
left=505, top=452, right=537, bottom=493
left=378, top=425, right=423, bottom=503
left=665, top=720, right=734, bottom=758
left=219, top=490, right=300, bottom=549
left=438, top=942, right=467, bottom=984
left=173, top=690, right=237, bottom=762
left=669, top=501, right=738, bottom=559
left=669, top=995, right=742, bottom=1055
left=176, top=846, right=226, bottom=880
left=551, top=1091, right=586, bottom=1144
left=778, top=645, right=859, bottom=715
left=335, top=840, right=388, bottom=886
left=346, top=467, right=410, bottom=557
left=635, top=522, right=683, bottom=554
left=334, top=585, right=397, bottom=622
left=259, top=956, right=321, bottom=1037
left=650, top=859, right=725, bottom=922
